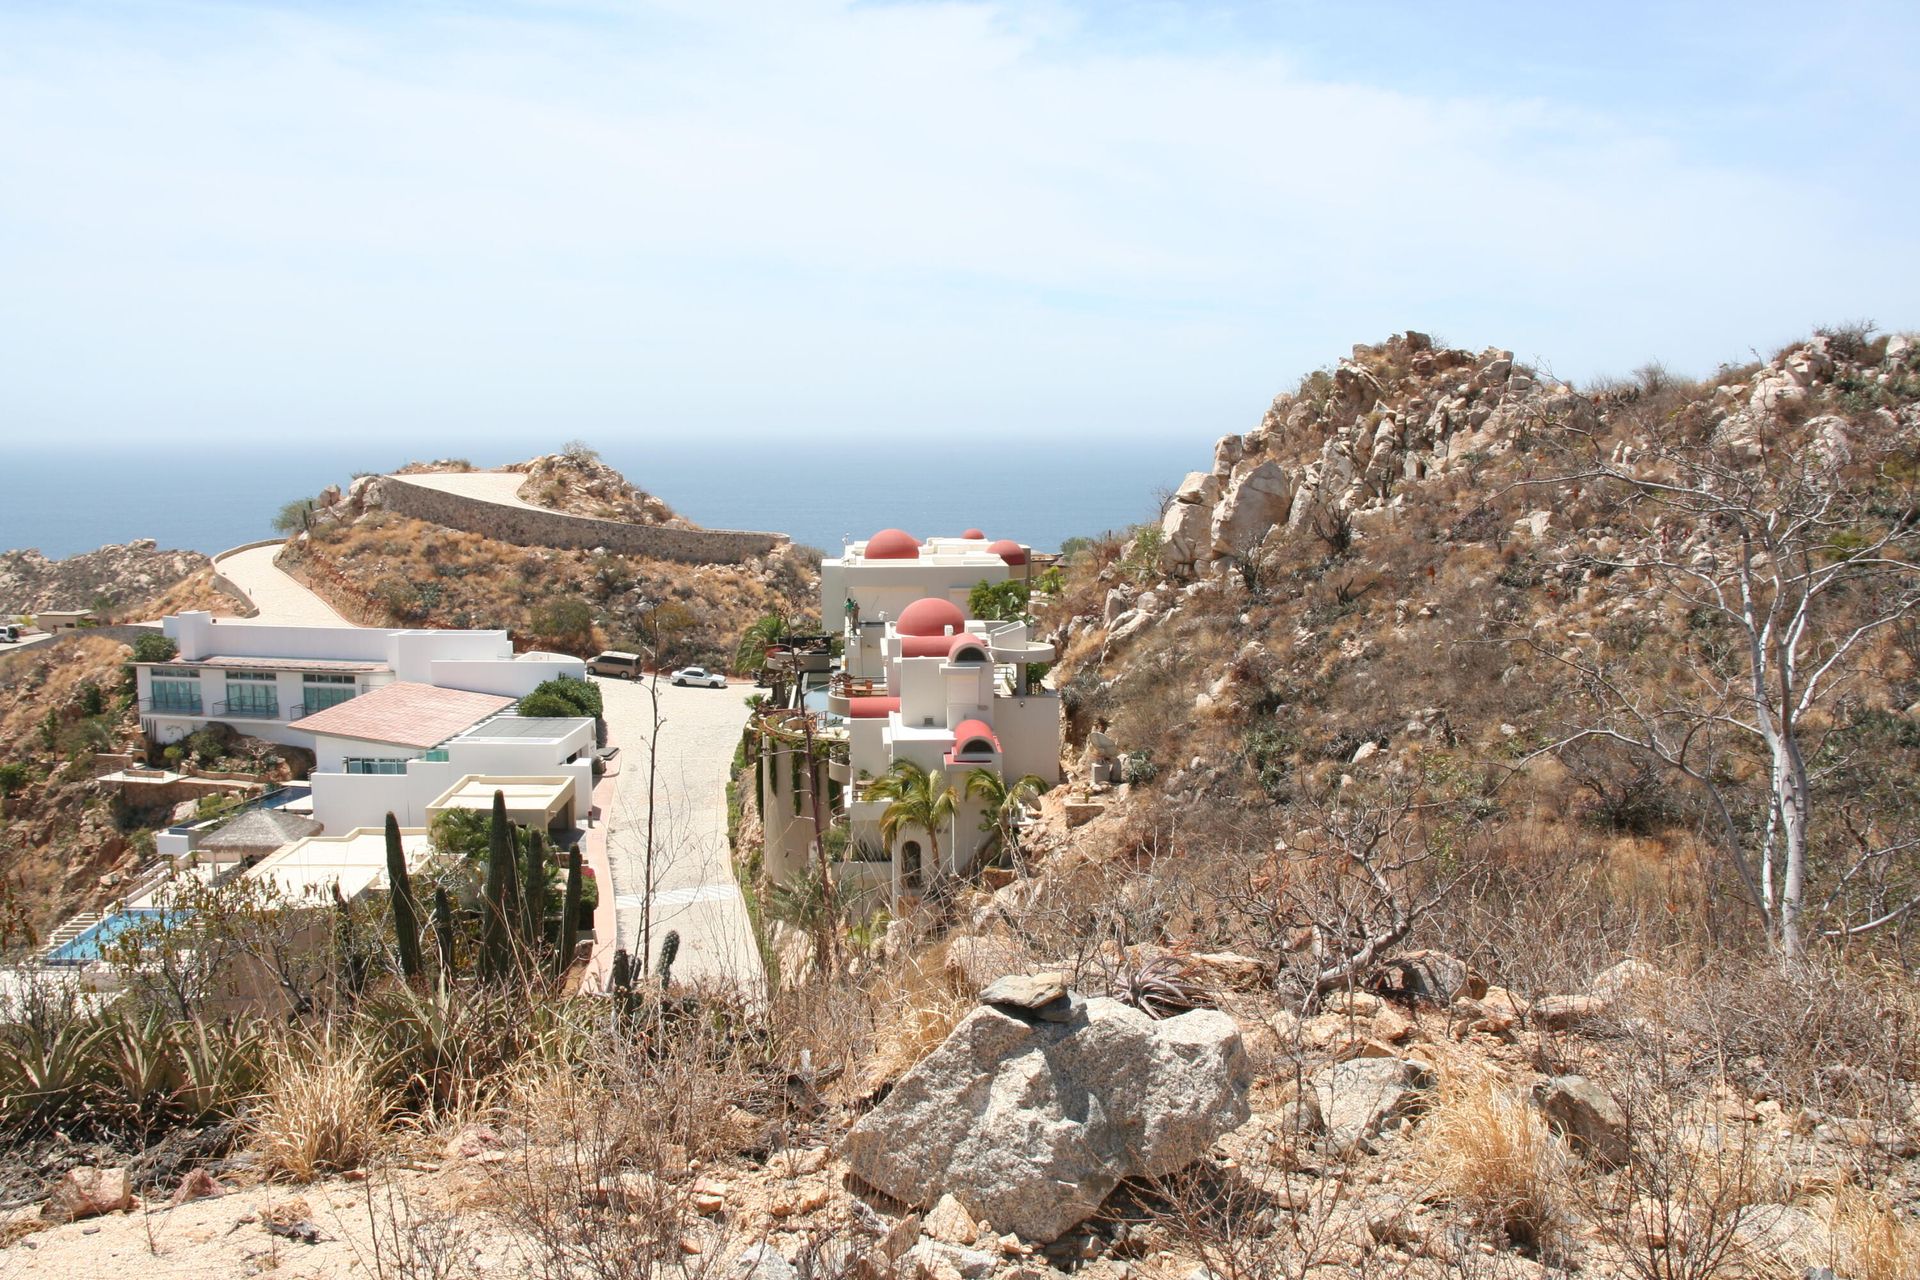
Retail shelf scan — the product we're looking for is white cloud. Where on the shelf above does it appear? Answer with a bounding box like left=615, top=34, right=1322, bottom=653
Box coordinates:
left=0, top=0, right=1912, bottom=446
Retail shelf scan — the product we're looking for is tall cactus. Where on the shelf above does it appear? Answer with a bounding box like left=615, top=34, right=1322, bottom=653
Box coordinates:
left=385, top=811, right=423, bottom=981
left=655, top=929, right=680, bottom=988
left=481, top=788, right=514, bottom=982
left=520, top=828, right=549, bottom=960
left=432, top=884, right=456, bottom=979
left=556, top=845, right=583, bottom=978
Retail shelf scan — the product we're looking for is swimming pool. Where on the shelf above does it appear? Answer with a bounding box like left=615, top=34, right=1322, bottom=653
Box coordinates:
left=43, top=909, right=181, bottom=966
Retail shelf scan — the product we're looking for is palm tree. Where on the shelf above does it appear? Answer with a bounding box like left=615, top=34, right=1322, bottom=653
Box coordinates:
left=963, top=768, right=1052, bottom=876
left=733, top=612, right=793, bottom=675
left=867, top=760, right=957, bottom=889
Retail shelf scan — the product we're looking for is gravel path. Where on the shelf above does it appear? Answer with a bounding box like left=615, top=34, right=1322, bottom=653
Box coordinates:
left=211, top=544, right=353, bottom=626
left=596, top=674, right=765, bottom=994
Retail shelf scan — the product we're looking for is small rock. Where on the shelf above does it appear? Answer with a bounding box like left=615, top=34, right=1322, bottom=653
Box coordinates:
left=731, top=1242, right=798, bottom=1280
left=169, top=1168, right=227, bottom=1207
left=1530, top=994, right=1607, bottom=1030
left=1309, top=1058, right=1433, bottom=1152
left=901, top=1240, right=998, bottom=1279
left=980, top=972, right=1070, bottom=1014
left=1532, top=1076, right=1630, bottom=1166
left=924, top=1193, right=979, bottom=1244
left=42, top=1167, right=132, bottom=1223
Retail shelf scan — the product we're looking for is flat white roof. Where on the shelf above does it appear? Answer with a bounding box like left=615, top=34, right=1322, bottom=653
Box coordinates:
left=246, top=827, right=432, bottom=903
left=428, top=775, right=574, bottom=823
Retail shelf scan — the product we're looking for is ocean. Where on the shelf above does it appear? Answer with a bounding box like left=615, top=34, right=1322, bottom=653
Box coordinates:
left=0, top=436, right=1211, bottom=561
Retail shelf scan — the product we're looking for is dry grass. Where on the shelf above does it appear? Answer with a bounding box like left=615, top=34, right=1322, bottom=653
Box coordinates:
left=1833, top=1185, right=1920, bottom=1280
left=251, top=1028, right=395, bottom=1181
left=1416, top=1067, right=1571, bottom=1252
left=859, top=936, right=975, bottom=1086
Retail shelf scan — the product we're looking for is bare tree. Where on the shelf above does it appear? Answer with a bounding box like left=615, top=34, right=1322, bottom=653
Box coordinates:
left=1532, top=431, right=1920, bottom=959
left=1229, top=789, right=1472, bottom=1013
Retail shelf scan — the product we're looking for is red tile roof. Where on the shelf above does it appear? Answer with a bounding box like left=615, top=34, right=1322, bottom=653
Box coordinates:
left=290, top=682, right=512, bottom=749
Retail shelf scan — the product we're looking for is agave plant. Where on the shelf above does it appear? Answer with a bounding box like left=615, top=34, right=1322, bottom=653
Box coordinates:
left=0, top=1017, right=107, bottom=1126
left=1110, top=953, right=1218, bottom=1020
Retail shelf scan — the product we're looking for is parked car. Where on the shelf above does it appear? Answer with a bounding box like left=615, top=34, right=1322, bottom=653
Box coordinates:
left=669, top=666, right=726, bottom=688
left=0, top=624, right=18, bottom=643
left=587, top=651, right=644, bottom=679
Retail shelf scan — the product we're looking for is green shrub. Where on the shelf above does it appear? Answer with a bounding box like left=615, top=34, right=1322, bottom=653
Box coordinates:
left=0, top=762, right=29, bottom=795
left=131, top=634, right=179, bottom=664
left=518, top=690, right=583, bottom=719
left=526, top=675, right=600, bottom=718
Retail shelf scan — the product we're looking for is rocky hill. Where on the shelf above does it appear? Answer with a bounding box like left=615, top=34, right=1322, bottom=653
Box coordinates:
left=278, top=451, right=815, bottom=665
left=0, top=540, right=213, bottom=616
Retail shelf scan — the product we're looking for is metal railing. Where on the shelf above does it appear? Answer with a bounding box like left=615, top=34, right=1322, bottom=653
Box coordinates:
left=828, top=673, right=887, bottom=698
left=140, top=696, right=203, bottom=716
left=211, top=699, right=286, bottom=720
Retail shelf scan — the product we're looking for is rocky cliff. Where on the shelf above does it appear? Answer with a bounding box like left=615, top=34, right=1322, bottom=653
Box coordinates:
left=0, top=540, right=212, bottom=615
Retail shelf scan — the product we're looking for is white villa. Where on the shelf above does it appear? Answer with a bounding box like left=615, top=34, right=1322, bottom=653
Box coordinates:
left=133, top=611, right=596, bottom=852
left=760, top=528, right=1060, bottom=902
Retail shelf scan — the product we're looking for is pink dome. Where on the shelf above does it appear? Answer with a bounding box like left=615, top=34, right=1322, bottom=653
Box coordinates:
left=961, top=528, right=987, bottom=540
left=865, top=529, right=919, bottom=560
left=988, top=539, right=1027, bottom=566
left=949, top=633, right=990, bottom=661
left=897, top=597, right=966, bottom=637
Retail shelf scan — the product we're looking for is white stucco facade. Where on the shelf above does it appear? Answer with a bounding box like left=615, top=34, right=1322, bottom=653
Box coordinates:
left=135, top=612, right=584, bottom=749
left=763, top=529, right=1060, bottom=906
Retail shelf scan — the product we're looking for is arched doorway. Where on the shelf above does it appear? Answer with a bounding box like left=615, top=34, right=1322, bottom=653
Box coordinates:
left=901, top=840, right=922, bottom=892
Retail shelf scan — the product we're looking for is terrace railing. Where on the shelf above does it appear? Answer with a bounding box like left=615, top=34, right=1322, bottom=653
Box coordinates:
left=140, top=696, right=203, bottom=716
left=211, top=699, right=284, bottom=720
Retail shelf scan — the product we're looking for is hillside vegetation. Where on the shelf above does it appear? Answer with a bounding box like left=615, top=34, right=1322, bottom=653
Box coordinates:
left=5, top=334, right=1918, bottom=1279
left=276, top=449, right=817, bottom=666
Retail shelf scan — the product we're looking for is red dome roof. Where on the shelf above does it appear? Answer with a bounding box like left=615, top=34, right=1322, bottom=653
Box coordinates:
left=988, top=539, right=1027, bottom=566
left=950, top=719, right=1001, bottom=758
left=865, top=529, right=919, bottom=560
left=949, top=633, right=990, bottom=660
left=961, top=528, right=987, bottom=540
left=897, top=597, right=966, bottom=637
left=847, top=696, right=900, bottom=720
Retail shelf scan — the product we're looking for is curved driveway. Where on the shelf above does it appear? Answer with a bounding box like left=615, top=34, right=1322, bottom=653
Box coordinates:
left=597, top=675, right=764, bottom=994
left=213, top=543, right=353, bottom=626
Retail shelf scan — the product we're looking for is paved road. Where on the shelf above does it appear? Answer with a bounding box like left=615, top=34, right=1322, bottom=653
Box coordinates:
left=387, top=470, right=543, bottom=511
left=213, top=544, right=353, bottom=626
left=596, top=675, right=764, bottom=994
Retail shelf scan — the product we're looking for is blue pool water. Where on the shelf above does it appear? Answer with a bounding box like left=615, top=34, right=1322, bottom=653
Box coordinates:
left=45, top=909, right=179, bottom=966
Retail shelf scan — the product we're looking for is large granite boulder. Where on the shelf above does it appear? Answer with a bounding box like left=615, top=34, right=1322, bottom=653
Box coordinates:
left=1159, top=499, right=1213, bottom=575
left=843, top=996, right=1251, bottom=1243
left=1209, top=459, right=1292, bottom=555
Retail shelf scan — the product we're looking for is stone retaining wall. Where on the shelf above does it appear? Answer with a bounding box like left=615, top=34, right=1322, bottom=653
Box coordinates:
left=378, top=477, right=785, bottom=565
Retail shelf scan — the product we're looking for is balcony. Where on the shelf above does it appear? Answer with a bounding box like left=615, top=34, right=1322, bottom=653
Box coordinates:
left=211, top=699, right=284, bottom=721
left=140, top=696, right=203, bottom=716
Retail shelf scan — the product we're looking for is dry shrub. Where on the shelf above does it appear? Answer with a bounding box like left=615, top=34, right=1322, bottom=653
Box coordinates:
left=861, top=936, right=974, bottom=1084
left=1417, top=1068, right=1571, bottom=1252
left=251, top=1028, right=394, bottom=1181
left=1833, top=1184, right=1920, bottom=1280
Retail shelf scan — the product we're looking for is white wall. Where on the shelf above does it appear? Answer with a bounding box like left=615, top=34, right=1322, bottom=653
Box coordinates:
left=308, top=718, right=593, bottom=832
left=993, top=693, right=1063, bottom=785
left=427, top=656, right=586, bottom=697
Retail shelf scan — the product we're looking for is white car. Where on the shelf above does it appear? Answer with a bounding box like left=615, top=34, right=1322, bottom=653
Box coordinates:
left=669, top=666, right=727, bottom=688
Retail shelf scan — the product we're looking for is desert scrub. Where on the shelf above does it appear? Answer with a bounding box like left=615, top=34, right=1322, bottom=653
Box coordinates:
left=1416, top=1069, right=1571, bottom=1253
left=250, top=1027, right=394, bottom=1181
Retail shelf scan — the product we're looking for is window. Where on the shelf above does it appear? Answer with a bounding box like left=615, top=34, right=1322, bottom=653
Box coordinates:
left=421, top=749, right=449, bottom=763
left=343, top=757, right=409, bottom=775
left=302, top=675, right=357, bottom=713
left=224, top=670, right=276, bottom=680
left=149, top=677, right=201, bottom=714
left=223, top=677, right=279, bottom=718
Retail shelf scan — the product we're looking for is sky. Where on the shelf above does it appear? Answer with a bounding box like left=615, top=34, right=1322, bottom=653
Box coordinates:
left=1, top=0, right=1916, bottom=453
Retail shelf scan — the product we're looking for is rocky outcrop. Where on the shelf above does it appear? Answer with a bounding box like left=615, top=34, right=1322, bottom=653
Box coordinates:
left=0, top=540, right=209, bottom=614
left=1307, top=1056, right=1432, bottom=1152
left=509, top=451, right=687, bottom=526
left=843, top=994, right=1252, bottom=1243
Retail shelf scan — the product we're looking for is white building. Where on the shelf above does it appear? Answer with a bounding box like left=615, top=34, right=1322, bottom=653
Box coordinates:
left=135, top=611, right=585, bottom=750
left=820, top=528, right=1029, bottom=684
left=136, top=612, right=595, bottom=849
left=761, top=529, right=1059, bottom=902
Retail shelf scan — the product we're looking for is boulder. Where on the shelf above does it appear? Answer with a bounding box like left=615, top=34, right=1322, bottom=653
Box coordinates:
left=730, top=1243, right=797, bottom=1280
left=1532, top=1076, right=1629, bottom=1166
left=1172, top=471, right=1221, bottom=506
left=1210, top=460, right=1292, bottom=555
left=843, top=998, right=1251, bottom=1243
left=1308, top=1057, right=1432, bottom=1152
left=924, top=1192, right=980, bottom=1244
left=42, top=1166, right=132, bottom=1223
left=1370, top=950, right=1484, bottom=1005
left=1159, top=497, right=1213, bottom=574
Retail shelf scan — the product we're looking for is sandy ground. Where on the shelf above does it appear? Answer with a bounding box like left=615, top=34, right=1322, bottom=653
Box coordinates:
left=0, top=1168, right=520, bottom=1280
left=597, top=675, right=764, bottom=994
left=210, top=545, right=352, bottom=627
